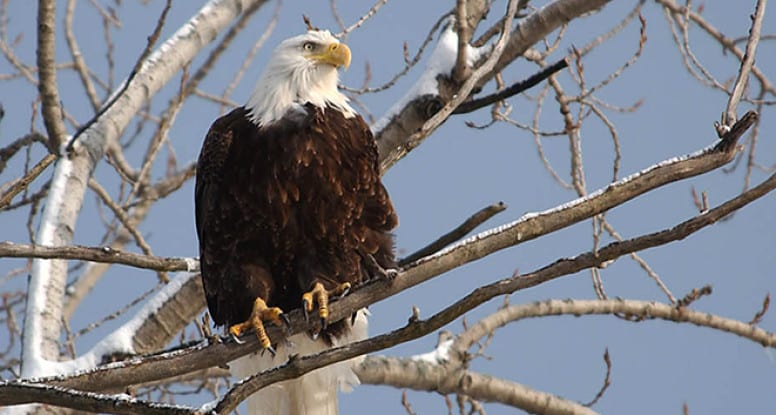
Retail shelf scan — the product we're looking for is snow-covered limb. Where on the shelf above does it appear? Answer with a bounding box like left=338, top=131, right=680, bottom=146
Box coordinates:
left=379, top=0, right=519, bottom=172
left=374, top=0, right=614, bottom=170
left=0, top=381, right=199, bottom=415
left=30, top=272, right=200, bottom=382
left=23, top=154, right=74, bottom=374
left=371, top=21, right=486, bottom=134
left=71, top=272, right=200, bottom=371
left=20, top=0, right=271, bottom=380
left=409, top=334, right=453, bottom=364
left=414, top=115, right=752, bottom=269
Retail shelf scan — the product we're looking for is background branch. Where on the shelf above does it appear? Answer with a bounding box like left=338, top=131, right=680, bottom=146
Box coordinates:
left=36, top=0, right=68, bottom=150
left=724, top=0, right=767, bottom=126
left=0, top=243, right=198, bottom=273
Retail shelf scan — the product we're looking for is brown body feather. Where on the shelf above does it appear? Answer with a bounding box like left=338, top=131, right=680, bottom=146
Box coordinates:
left=195, top=104, right=396, bottom=342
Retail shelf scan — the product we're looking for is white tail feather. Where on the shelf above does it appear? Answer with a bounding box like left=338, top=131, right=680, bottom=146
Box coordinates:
left=231, top=310, right=368, bottom=415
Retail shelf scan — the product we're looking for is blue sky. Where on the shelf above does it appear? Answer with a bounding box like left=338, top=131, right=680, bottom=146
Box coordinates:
left=1, top=1, right=775, bottom=414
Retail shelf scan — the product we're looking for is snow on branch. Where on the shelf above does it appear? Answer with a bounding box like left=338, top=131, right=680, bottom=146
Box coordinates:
left=374, top=0, right=613, bottom=170
left=371, top=20, right=485, bottom=134
left=22, top=154, right=74, bottom=374
left=9, top=272, right=201, bottom=396
left=378, top=0, right=519, bottom=172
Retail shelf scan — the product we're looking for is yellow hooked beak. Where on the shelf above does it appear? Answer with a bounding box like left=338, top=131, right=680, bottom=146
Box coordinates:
left=312, top=42, right=351, bottom=70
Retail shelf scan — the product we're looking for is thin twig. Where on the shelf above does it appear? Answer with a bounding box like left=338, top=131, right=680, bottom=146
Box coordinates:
left=65, top=0, right=101, bottom=112
left=657, top=0, right=776, bottom=98
left=0, top=154, right=56, bottom=209
left=400, top=202, right=507, bottom=266
left=724, top=0, right=767, bottom=126
left=749, top=293, right=770, bottom=325
left=341, top=11, right=451, bottom=95
left=337, top=0, right=389, bottom=38
left=88, top=179, right=163, bottom=281
left=453, top=57, right=568, bottom=114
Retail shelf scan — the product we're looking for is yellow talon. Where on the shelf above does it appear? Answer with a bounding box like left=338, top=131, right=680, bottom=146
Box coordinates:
left=228, top=298, right=283, bottom=352
left=302, top=282, right=352, bottom=326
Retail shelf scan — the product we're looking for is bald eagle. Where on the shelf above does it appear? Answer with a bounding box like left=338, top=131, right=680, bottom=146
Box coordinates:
left=195, top=30, right=397, bottom=414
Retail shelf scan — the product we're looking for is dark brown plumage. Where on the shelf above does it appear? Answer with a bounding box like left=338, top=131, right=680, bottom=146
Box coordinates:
left=195, top=104, right=397, bottom=343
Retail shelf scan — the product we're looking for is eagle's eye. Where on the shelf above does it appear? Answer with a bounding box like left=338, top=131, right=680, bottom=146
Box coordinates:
left=302, top=42, right=316, bottom=52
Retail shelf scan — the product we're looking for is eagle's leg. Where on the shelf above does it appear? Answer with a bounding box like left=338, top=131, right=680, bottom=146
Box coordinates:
left=363, top=253, right=399, bottom=280
left=302, top=282, right=351, bottom=330
left=229, top=298, right=284, bottom=354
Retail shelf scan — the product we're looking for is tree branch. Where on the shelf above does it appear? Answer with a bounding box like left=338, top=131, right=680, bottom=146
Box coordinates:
left=0, top=154, right=56, bottom=209
left=36, top=0, right=68, bottom=150
left=0, top=242, right=199, bottom=273
left=358, top=356, right=598, bottom=415
left=724, top=0, right=767, bottom=126
left=452, top=57, right=568, bottom=114
left=0, top=382, right=197, bottom=415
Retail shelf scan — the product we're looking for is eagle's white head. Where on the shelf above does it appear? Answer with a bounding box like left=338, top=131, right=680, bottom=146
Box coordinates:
left=246, top=30, right=355, bottom=126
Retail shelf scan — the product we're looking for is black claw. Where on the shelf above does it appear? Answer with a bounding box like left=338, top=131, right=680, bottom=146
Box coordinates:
left=280, top=313, right=292, bottom=330
left=320, top=317, right=327, bottom=331
left=230, top=332, right=245, bottom=344
left=350, top=312, right=357, bottom=325
left=263, top=345, right=277, bottom=357
left=337, top=285, right=351, bottom=299
left=302, top=299, right=311, bottom=323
